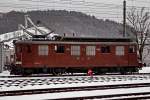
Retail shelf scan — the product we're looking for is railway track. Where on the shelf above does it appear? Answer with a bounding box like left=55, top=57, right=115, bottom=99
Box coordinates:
left=0, top=83, right=150, bottom=96
left=102, top=93, right=150, bottom=100
left=1, top=83, right=150, bottom=99
left=0, top=74, right=150, bottom=88
left=64, top=92, right=150, bottom=100
left=1, top=74, right=150, bottom=99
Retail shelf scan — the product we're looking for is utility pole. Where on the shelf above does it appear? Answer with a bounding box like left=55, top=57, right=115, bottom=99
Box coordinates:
left=123, top=0, right=126, bottom=37
left=0, top=43, right=4, bottom=73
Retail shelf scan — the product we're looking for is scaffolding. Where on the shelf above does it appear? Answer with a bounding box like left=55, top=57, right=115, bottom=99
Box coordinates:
left=0, top=15, right=54, bottom=73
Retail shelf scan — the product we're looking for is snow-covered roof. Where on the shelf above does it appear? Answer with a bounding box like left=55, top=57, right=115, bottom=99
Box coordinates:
left=0, top=26, right=53, bottom=47
left=0, top=26, right=50, bottom=42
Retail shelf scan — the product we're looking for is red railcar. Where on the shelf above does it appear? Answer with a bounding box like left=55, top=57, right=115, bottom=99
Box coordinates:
left=11, top=37, right=140, bottom=75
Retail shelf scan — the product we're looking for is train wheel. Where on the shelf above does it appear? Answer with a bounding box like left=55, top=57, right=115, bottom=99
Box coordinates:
left=120, top=68, right=127, bottom=75
left=129, top=68, right=139, bottom=74
left=51, top=68, right=66, bottom=76
left=24, top=69, right=33, bottom=75
left=51, top=69, right=58, bottom=76
left=43, top=68, right=48, bottom=74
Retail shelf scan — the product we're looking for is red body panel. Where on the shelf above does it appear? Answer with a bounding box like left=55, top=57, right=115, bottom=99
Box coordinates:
left=15, top=42, right=139, bottom=69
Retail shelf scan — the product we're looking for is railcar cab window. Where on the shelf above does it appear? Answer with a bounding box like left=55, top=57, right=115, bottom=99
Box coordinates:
left=55, top=45, right=65, bottom=53
left=101, top=46, right=110, bottom=53
left=16, top=46, right=22, bottom=53
left=38, top=45, right=49, bottom=56
left=128, top=46, right=135, bottom=53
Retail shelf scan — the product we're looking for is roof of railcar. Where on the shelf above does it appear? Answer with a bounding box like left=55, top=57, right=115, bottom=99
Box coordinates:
left=16, top=36, right=135, bottom=42
left=57, top=37, right=134, bottom=42
left=14, top=36, right=136, bottom=45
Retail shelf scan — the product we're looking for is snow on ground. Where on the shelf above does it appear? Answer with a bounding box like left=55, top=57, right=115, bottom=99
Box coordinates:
left=0, top=67, right=150, bottom=100
left=0, top=70, right=10, bottom=76
left=139, top=66, right=150, bottom=73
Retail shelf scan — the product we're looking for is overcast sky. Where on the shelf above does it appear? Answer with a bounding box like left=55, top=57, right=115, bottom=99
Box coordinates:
left=0, top=0, right=149, bottom=22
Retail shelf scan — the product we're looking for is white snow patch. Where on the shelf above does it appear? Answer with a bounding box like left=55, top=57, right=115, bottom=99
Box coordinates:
left=139, top=66, right=150, bottom=73
left=0, top=71, right=10, bottom=76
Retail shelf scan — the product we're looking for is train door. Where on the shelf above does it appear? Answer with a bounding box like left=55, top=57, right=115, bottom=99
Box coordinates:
left=38, top=45, right=49, bottom=66
left=128, top=45, right=137, bottom=66
left=115, top=45, right=125, bottom=66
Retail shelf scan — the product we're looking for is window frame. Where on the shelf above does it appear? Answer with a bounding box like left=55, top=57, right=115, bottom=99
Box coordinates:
left=16, top=45, right=22, bottom=53
left=101, top=45, right=111, bottom=53
left=86, top=45, right=96, bottom=56
left=115, top=46, right=125, bottom=56
left=38, top=45, right=49, bottom=56
left=71, top=45, right=80, bottom=56
left=55, top=45, right=65, bottom=53
left=128, top=45, right=135, bottom=53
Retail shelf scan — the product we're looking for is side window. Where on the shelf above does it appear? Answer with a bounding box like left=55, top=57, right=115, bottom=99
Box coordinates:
left=101, top=46, right=110, bottom=53
left=86, top=46, right=96, bottom=56
left=71, top=45, right=80, bottom=56
left=55, top=45, right=65, bottom=53
left=129, top=46, right=135, bottom=53
left=38, top=45, right=48, bottom=56
left=116, top=46, right=124, bottom=56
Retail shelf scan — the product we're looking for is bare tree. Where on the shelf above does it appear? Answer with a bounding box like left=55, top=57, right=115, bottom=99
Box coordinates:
left=127, top=7, right=150, bottom=63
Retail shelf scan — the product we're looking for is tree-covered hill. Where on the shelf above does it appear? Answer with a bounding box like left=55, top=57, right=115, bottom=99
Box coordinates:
left=0, top=10, right=130, bottom=38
